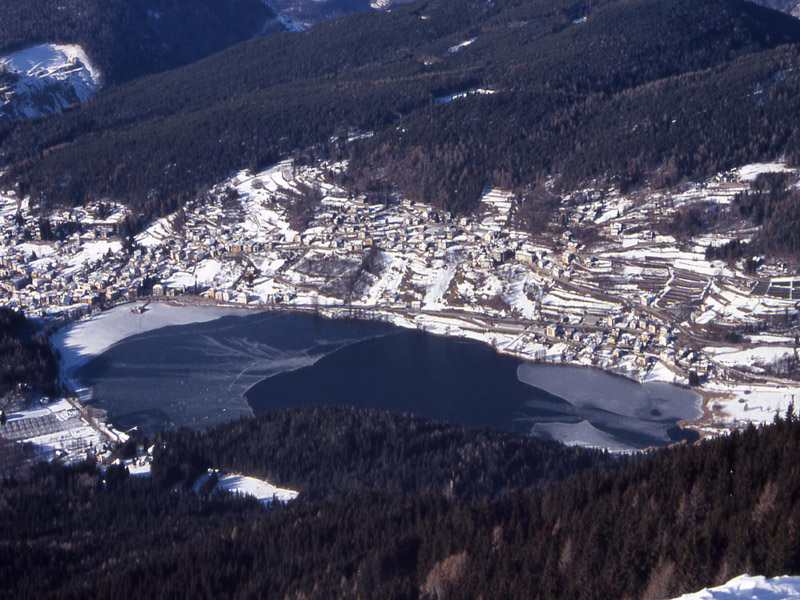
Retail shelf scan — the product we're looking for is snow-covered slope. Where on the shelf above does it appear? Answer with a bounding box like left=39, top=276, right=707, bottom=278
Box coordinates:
left=673, top=574, right=800, bottom=599
left=0, top=44, right=101, bottom=121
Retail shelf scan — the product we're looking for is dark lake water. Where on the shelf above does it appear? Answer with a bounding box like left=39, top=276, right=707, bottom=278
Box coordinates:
left=75, top=310, right=701, bottom=450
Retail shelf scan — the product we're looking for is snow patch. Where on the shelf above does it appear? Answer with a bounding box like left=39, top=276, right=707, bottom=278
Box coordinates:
left=673, top=574, right=800, bottom=599
left=193, top=469, right=298, bottom=506
left=736, top=162, right=791, bottom=182
left=216, top=473, right=298, bottom=505
left=448, top=38, right=476, bottom=53
left=435, top=88, right=496, bottom=103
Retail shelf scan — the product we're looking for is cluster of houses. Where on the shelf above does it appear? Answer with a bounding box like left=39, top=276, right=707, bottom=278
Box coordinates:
left=536, top=309, right=710, bottom=377
left=0, top=166, right=718, bottom=382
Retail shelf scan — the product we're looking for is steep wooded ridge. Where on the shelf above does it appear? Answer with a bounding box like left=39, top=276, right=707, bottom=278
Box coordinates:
left=3, top=409, right=800, bottom=599
left=1, top=0, right=800, bottom=217
left=0, top=0, right=277, bottom=85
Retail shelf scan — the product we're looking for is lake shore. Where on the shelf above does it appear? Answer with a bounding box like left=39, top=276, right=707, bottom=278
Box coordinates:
left=53, top=297, right=706, bottom=451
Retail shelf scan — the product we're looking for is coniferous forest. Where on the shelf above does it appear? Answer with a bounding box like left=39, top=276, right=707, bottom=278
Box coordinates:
left=0, top=308, right=57, bottom=397
left=3, top=408, right=800, bottom=599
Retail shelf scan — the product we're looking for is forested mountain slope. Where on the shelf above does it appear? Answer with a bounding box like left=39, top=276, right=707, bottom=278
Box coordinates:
left=3, top=409, right=800, bottom=599
left=2, top=0, right=800, bottom=217
left=0, top=0, right=279, bottom=85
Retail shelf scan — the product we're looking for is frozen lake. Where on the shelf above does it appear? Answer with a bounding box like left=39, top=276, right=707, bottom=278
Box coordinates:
left=69, top=307, right=701, bottom=450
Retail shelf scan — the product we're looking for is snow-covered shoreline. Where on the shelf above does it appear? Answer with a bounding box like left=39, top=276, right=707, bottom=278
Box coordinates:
left=7, top=158, right=800, bottom=446
left=52, top=297, right=706, bottom=451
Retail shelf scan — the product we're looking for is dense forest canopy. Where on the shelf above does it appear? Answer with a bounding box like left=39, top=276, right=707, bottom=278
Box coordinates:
left=151, top=405, right=613, bottom=499
left=0, top=308, right=57, bottom=397
left=2, top=0, right=800, bottom=217
left=3, top=408, right=800, bottom=599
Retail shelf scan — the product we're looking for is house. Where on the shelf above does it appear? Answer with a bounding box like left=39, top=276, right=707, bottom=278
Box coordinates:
left=516, top=249, right=536, bottom=264
left=546, top=324, right=564, bottom=338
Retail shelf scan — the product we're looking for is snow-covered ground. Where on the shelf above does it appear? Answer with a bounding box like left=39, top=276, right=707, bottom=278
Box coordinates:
left=673, top=574, right=800, bottom=599
left=701, top=380, right=799, bottom=431
left=0, top=43, right=101, bottom=120
left=119, top=451, right=298, bottom=505
left=216, top=473, right=298, bottom=505
left=735, top=162, right=792, bottom=182
left=192, top=468, right=298, bottom=506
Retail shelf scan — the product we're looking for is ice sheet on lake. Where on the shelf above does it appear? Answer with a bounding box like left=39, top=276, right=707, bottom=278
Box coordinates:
left=517, top=363, right=702, bottom=449
left=65, top=308, right=394, bottom=433
left=52, top=303, right=252, bottom=373
left=517, top=363, right=702, bottom=422
left=531, top=420, right=631, bottom=452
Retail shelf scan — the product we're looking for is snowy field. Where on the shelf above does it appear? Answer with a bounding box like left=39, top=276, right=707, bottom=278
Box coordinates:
left=707, top=345, right=796, bottom=368
left=216, top=473, right=298, bottom=505
left=192, top=468, right=298, bottom=506
left=119, top=452, right=298, bottom=505
left=702, top=380, right=799, bottom=430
